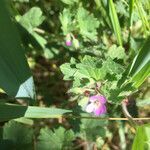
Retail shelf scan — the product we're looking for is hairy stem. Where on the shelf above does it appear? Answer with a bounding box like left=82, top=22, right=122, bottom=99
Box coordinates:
left=121, top=98, right=138, bottom=127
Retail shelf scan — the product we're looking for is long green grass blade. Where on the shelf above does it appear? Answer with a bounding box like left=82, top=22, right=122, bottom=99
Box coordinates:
left=95, top=0, right=111, bottom=28
left=135, top=0, right=150, bottom=35
left=108, top=0, right=122, bottom=46
left=131, top=62, right=150, bottom=88
left=129, top=37, right=150, bottom=87
left=129, top=37, right=150, bottom=76
left=128, top=0, right=135, bottom=48
left=0, top=0, right=35, bottom=99
left=24, top=106, right=71, bottom=118
left=129, top=0, right=135, bottom=27
left=132, top=124, right=150, bottom=150
left=0, top=103, right=71, bottom=122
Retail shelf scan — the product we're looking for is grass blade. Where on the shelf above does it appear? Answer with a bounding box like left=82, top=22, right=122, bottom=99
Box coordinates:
left=129, top=37, right=150, bottom=87
left=129, top=0, right=135, bottom=27
left=108, top=0, right=122, bottom=46
left=0, top=103, right=71, bottom=122
left=95, top=0, right=111, bottom=28
left=135, top=0, right=150, bottom=35
left=0, top=0, right=35, bottom=99
left=132, top=124, right=150, bottom=150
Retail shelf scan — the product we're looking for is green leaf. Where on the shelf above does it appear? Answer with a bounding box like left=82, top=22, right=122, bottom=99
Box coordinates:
left=107, top=45, right=126, bottom=59
left=108, top=0, right=122, bottom=46
left=18, top=6, right=47, bottom=51
left=0, top=103, right=71, bottom=122
left=137, top=99, right=150, bottom=107
left=78, top=97, right=89, bottom=109
left=3, top=120, right=33, bottom=150
left=60, top=63, right=77, bottom=80
left=59, top=9, right=73, bottom=35
left=96, top=137, right=105, bottom=148
left=60, top=56, right=124, bottom=84
left=76, top=56, right=104, bottom=80
left=116, top=1, right=128, bottom=17
left=102, top=57, right=124, bottom=75
left=43, top=47, right=59, bottom=59
left=77, top=7, right=100, bottom=41
left=0, top=140, right=14, bottom=150
left=60, top=0, right=78, bottom=5
left=37, top=127, right=75, bottom=150
left=0, top=0, right=35, bottom=99
left=72, top=38, right=80, bottom=49
left=31, top=32, right=47, bottom=49
left=78, top=114, right=107, bottom=141
left=132, top=124, right=150, bottom=150
left=18, top=7, right=45, bottom=31
left=129, top=37, right=150, bottom=87
left=14, top=117, right=34, bottom=125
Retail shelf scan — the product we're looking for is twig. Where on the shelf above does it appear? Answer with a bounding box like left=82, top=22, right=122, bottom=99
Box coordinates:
left=64, top=115, right=150, bottom=121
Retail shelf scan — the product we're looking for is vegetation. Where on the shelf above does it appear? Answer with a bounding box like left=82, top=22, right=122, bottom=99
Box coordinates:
left=0, top=0, right=149, bottom=149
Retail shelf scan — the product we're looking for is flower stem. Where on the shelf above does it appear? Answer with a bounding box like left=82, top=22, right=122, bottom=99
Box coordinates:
left=121, top=98, right=138, bottom=127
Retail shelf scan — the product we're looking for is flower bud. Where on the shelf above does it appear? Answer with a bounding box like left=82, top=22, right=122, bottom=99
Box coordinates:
left=65, top=34, right=72, bottom=46
left=65, top=40, right=72, bottom=46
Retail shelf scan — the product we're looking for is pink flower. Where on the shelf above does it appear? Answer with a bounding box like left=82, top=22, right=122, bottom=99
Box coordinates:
left=85, top=95, right=107, bottom=116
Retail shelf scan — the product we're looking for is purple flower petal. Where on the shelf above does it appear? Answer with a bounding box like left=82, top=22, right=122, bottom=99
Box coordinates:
left=94, top=105, right=106, bottom=116
left=99, top=96, right=106, bottom=104
left=100, top=105, right=107, bottom=114
left=89, top=95, right=100, bottom=102
left=93, top=108, right=102, bottom=116
left=85, top=103, right=95, bottom=113
left=85, top=94, right=107, bottom=116
left=89, top=95, right=106, bottom=104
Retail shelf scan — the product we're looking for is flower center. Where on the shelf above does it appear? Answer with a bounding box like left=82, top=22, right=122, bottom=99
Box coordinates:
left=93, top=99, right=101, bottom=108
